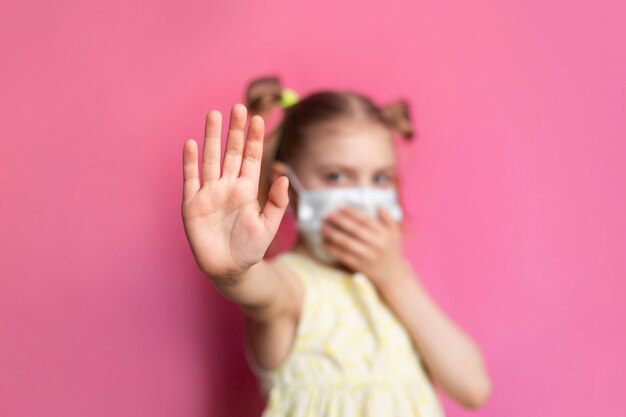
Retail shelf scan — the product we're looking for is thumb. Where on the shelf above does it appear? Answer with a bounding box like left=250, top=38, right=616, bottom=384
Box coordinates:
left=261, top=176, right=290, bottom=234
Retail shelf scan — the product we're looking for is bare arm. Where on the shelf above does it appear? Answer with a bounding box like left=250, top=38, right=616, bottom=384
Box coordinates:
left=377, top=264, right=492, bottom=409
left=181, top=104, right=291, bottom=317
left=321, top=206, right=492, bottom=409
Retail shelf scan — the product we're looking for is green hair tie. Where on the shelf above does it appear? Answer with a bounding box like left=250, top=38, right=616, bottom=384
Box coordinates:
left=280, top=88, right=299, bottom=108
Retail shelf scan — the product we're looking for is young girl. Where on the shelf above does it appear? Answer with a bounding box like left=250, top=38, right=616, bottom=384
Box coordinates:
left=181, top=77, right=492, bottom=416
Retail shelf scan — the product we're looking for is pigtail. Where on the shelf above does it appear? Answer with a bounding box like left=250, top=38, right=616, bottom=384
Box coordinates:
left=380, top=100, right=415, bottom=140
left=246, top=76, right=283, bottom=122
left=378, top=99, right=416, bottom=240
left=245, top=76, right=282, bottom=209
left=244, top=75, right=301, bottom=257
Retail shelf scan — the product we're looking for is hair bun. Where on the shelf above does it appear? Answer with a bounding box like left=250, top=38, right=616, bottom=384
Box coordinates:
left=380, top=100, right=415, bottom=140
left=246, top=76, right=283, bottom=114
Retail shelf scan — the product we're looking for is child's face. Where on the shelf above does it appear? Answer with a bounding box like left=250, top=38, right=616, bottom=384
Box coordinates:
left=285, top=121, right=398, bottom=191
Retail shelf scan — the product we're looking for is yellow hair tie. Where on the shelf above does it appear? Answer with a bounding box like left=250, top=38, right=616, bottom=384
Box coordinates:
left=280, top=88, right=299, bottom=108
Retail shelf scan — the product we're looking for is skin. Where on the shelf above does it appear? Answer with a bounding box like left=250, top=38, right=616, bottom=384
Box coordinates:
left=182, top=104, right=492, bottom=409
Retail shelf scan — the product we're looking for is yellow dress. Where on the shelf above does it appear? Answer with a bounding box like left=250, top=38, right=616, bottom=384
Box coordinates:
left=246, top=251, right=446, bottom=417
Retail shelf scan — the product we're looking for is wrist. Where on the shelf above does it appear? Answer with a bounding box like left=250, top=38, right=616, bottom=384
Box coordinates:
left=208, top=262, right=265, bottom=304
left=375, top=258, right=416, bottom=295
left=209, top=262, right=258, bottom=287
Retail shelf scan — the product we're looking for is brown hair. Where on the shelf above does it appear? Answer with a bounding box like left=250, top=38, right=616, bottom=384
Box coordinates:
left=246, top=76, right=417, bottom=255
left=245, top=75, right=415, bottom=210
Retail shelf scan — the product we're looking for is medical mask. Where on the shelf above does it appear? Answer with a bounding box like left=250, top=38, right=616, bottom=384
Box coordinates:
left=283, top=165, right=403, bottom=265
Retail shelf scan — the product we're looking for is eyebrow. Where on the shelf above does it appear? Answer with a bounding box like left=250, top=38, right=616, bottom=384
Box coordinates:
left=316, top=163, right=396, bottom=172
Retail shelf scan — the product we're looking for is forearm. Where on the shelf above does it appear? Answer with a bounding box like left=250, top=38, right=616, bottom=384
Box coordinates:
left=208, top=260, right=280, bottom=311
left=377, top=263, right=492, bottom=408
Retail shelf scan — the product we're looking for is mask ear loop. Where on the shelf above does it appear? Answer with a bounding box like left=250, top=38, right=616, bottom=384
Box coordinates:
left=282, top=165, right=307, bottom=195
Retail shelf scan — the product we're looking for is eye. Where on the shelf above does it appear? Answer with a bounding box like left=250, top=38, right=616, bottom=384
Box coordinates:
left=373, top=173, right=392, bottom=186
left=325, top=171, right=347, bottom=183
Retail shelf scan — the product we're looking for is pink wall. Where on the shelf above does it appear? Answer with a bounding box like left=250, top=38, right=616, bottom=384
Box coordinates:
left=1, top=0, right=625, bottom=416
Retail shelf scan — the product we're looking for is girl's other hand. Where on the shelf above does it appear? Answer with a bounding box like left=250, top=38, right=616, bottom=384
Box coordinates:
left=321, top=206, right=410, bottom=290
left=181, top=104, right=290, bottom=278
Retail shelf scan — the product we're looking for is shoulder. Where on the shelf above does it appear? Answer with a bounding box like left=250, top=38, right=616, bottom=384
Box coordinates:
left=242, top=252, right=305, bottom=324
left=270, top=252, right=304, bottom=300
left=269, top=250, right=336, bottom=282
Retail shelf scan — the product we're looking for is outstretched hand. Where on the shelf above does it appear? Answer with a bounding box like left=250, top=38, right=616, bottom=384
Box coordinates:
left=181, top=104, right=290, bottom=278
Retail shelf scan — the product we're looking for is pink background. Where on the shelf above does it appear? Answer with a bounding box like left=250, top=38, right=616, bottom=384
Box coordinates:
left=1, top=0, right=625, bottom=416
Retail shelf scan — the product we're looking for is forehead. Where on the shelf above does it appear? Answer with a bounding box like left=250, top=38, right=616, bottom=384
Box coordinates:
left=299, top=122, right=395, bottom=170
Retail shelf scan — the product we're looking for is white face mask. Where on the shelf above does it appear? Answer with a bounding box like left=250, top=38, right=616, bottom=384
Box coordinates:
left=283, top=165, right=403, bottom=265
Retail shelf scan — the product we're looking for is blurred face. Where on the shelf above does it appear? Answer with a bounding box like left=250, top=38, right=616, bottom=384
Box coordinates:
left=272, top=120, right=400, bottom=261
left=277, top=121, right=398, bottom=196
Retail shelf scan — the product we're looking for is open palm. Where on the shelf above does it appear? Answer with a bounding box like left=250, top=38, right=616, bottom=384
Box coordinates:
left=181, top=104, right=289, bottom=278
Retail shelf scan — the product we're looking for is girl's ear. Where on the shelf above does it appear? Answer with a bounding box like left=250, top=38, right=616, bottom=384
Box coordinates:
left=271, top=161, right=299, bottom=208
left=271, top=161, right=288, bottom=183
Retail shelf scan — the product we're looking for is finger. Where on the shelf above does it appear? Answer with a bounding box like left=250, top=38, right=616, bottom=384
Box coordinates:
left=261, top=176, right=290, bottom=234
left=240, top=115, right=264, bottom=187
left=378, top=206, right=400, bottom=231
left=221, top=104, right=247, bottom=179
left=337, top=206, right=386, bottom=234
left=323, top=241, right=359, bottom=269
left=321, top=222, right=376, bottom=260
left=325, top=210, right=379, bottom=244
left=183, top=139, right=200, bottom=201
left=202, top=110, right=222, bottom=183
